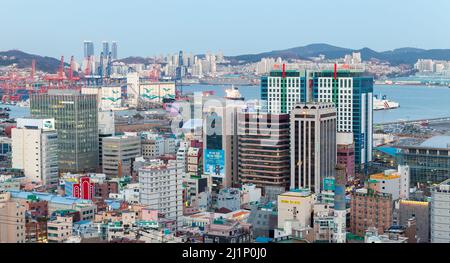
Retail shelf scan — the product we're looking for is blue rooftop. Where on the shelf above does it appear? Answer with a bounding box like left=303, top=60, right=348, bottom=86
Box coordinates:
left=8, top=190, right=93, bottom=205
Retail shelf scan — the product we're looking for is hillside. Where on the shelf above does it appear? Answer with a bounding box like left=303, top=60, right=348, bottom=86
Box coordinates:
left=226, top=44, right=450, bottom=65
left=0, top=50, right=62, bottom=73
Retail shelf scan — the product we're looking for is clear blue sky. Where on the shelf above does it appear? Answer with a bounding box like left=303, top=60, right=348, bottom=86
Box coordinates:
left=1, top=0, right=449, bottom=59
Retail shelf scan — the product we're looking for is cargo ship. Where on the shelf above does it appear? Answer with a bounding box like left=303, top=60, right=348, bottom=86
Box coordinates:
left=373, top=95, right=400, bottom=111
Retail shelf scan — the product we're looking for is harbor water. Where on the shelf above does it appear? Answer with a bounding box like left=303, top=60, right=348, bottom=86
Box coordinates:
left=2, top=84, right=449, bottom=124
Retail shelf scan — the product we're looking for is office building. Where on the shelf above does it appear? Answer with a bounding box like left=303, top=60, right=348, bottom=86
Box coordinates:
left=11, top=118, right=59, bottom=187
left=0, top=200, right=26, bottom=243
left=138, top=159, right=183, bottom=228
left=290, top=103, right=337, bottom=193
left=311, top=69, right=374, bottom=172
left=203, top=92, right=245, bottom=191
left=102, top=135, right=141, bottom=178
left=83, top=41, right=94, bottom=58
left=397, top=136, right=450, bottom=185
left=260, top=69, right=306, bottom=114
left=350, top=187, right=393, bottom=237
left=430, top=179, right=450, bottom=243
left=238, top=112, right=290, bottom=190
left=30, top=90, right=99, bottom=173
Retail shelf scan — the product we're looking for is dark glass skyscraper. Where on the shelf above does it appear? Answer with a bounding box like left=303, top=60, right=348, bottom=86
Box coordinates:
left=30, top=90, right=99, bottom=173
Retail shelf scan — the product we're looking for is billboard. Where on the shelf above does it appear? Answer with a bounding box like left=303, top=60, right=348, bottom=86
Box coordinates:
left=323, top=177, right=335, bottom=191
left=204, top=149, right=225, bottom=177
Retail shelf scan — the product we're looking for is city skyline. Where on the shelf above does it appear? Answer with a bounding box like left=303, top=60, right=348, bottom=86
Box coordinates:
left=1, top=0, right=450, bottom=59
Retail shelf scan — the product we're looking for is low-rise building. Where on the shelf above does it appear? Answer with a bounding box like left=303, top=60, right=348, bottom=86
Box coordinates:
left=277, top=189, right=314, bottom=230
left=350, top=187, right=393, bottom=237
left=47, top=216, right=73, bottom=243
left=0, top=200, right=26, bottom=243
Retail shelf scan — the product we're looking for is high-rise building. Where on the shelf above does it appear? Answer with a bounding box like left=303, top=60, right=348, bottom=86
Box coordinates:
left=102, top=41, right=110, bottom=57
left=111, top=41, right=118, bottom=60
left=260, top=69, right=306, bottom=114
left=237, top=112, right=290, bottom=190
left=290, top=103, right=337, bottom=193
left=83, top=41, right=94, bottom=59
left=261, top=68, right=373, bottom=174
left=11, top=118, right=59, bottom=187
left=102, top=135, right=141, bottom=178
left=203, top=91, right=245, bottom=191
left=430, top=179, right=450, bottom=243
left=138, top=159, right=183, bottom=228
left=30, top=90, right=99, bottom=173
left=311, top=69, right=374, bottom=172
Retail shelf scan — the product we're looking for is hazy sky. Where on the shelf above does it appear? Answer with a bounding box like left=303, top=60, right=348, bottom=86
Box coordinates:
left=1, top=0, right=449, bottom=59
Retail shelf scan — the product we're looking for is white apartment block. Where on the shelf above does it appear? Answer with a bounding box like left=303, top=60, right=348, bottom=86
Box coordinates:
left=12, top=118, right=58, bottom=187
left=139, top=159, right=184, bottom=228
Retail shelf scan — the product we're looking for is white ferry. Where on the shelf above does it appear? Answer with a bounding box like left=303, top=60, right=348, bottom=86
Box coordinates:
left=373, top=95, right=400, bottom=111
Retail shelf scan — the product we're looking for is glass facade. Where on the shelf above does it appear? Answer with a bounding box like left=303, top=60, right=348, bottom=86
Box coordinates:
left=30, top=91, right=99, bottom=173
left=398, top=147, right=450, bottom=185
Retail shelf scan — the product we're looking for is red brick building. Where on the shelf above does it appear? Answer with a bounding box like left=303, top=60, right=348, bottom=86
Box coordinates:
left=350, top=187, right=393, bottom=237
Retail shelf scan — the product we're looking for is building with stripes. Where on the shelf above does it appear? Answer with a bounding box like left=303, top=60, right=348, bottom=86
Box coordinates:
left=261, top=67, right=373, bottom=174
left=290, top=103, right=337, bottom=193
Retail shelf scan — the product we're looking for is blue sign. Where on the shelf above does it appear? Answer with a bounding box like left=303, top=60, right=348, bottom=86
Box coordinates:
left=323, top=177, right=335, bottom=191
left=204, top=149, right=225, bottom=177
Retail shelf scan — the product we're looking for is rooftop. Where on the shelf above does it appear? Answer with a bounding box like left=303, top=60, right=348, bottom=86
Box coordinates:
left=396, top=136, right=450, bottom=149
left=8, top=190, right=94, bottom=206
left=420, top=136, right=450, bottom=149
